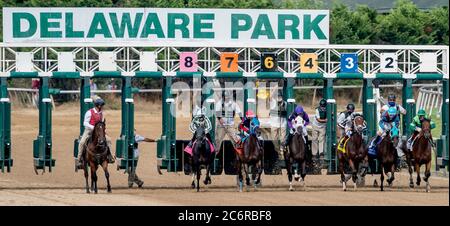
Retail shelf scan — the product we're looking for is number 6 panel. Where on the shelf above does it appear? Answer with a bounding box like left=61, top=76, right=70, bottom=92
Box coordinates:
left=260, top=53, right=278, bottom=72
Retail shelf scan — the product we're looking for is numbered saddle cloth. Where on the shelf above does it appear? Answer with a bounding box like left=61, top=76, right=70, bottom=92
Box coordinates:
left=183, top=139, right=215, bottom=156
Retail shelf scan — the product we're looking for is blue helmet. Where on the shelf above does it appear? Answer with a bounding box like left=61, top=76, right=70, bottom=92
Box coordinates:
left=388, top=94, right=396, bottom=107
left=295, top=106, right=304, bottom=114
left=94, top=98, right=105, bottom=107
left=387, top=107, right=397, bottom=118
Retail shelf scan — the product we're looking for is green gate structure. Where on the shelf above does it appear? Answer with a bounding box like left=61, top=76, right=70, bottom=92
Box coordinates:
left=0, top=44, right=448, bottom=175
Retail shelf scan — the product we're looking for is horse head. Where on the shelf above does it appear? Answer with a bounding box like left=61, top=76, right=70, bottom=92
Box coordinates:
left=195, top=125, right=206, bottom=144
left=293, top=116, right=304, bottom=135
left=93, top=121, right=107, bottom=148
left=353, top=115, right=366, bottom=134
left=421, top=119, right=431, bottom=139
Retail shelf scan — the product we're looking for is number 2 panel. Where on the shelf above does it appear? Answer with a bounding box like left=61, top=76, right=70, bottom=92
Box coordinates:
left=380, top=53, right=398, bottom=73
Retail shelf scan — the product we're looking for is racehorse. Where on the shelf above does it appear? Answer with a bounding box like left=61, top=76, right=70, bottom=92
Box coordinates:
left=337, top=114, right=369, bottom=191
left=190, top=125, right=214, bottom=192
left=285, top=116, right=308, bottom=191
left=236, top=124, right=263, bottom=192
left=82, top=121, right=111, bottom=193
left=407, top=119, right=433, bottom=192
left=374, top=123, right=398, bottom=191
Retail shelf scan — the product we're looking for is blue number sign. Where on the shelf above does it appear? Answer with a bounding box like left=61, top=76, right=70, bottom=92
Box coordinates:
left=340, top=53, right=358, bottom=73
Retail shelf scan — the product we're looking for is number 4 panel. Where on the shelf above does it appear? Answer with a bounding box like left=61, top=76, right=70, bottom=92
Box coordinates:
left=380, top=53, right=398, bottom=73
left=300, top=53, right=318, bottom=73
left=180, top=52, right=198, bottom=72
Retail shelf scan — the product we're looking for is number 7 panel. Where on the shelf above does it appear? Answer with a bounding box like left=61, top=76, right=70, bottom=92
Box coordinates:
left=220, top=53, right=239, bottom=72
left=300, top=53, right=318, bottom=73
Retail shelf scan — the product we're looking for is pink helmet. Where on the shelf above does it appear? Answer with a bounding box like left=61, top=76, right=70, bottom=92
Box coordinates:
left=246, top=110, right=256, bottom=118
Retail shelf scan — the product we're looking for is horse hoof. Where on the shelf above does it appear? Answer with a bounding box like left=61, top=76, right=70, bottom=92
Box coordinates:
left=86, top=190, right=90, bottom=194
left=191, top=183, right=195, bottom=189
left=107, top=190, right=112, bottom=193
left=409, top=183, right=414, bottom=188
left=426, top=184, right=431, bottom=193
left=416, top=182, right=420, bottom=186
left=289, top=187, right=294, bottom=191
left=373, top=180, right=378, bottom=187
left=294, top=176, right=300, bottom=181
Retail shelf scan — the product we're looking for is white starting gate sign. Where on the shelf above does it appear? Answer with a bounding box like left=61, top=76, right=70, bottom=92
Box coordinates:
left=379, top=53, right=398, bottom=73
left=3, top=7, right=330, bottom=47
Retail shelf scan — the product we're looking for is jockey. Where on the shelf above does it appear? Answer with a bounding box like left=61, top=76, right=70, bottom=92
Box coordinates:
left=337, top=103, right=355, bottom=138
left=338, top=110, right=360, bottom=150
left=368, top=106, right=400, bottom=152
left=187, top=105, right=213, bottom=148
left=239, top=110, right=259, bottom=137
left=407, top=109, right=436, bottom=151
left=381, top=94, right=407, bottom=117
left=280, top=105, right=310, bottom=153
left=76, top=97, right=114, bottom=168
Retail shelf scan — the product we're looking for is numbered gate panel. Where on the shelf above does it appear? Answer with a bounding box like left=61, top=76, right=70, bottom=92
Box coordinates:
left=300, top=53, right=319, bottom=73
left=179, top=52, right=198, bottom=72
left=263, top=140, right=280, bottom=175
left=260, top=52, right=278, bottom=72
left=340, top=53, right=359, bottom=73
left=223, top=140, right=239, bottom=175
left=379, top=53, right=398, bottom=73
left=182, top=140, right=223, bottom=175
left=220, top=53, right=239, bottom=72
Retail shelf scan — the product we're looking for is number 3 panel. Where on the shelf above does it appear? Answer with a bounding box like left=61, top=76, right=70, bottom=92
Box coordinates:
left=220, top=53, right=239, bottom=72
left=340, top=53, right=359, bottom=73
left=180, top=52, right=198, bottom=72
left=300, top=53, right=318, bottom=73
left=380, top=53, right=398, bottom=73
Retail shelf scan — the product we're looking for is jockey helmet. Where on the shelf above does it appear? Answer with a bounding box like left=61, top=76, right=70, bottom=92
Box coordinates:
left=346, top=103, right=355, bottom=113
left=388, top=94, right=396, bottom=107
left=94, top=98, right=105, bottom=107
left=417, top=109, right=426, bottom=116
left=319, top=99, right=327, bottom=108
left=246, top=110, right=256, bottom=118
left=387, top=107, right=397, bottom=118
left=295, top=105, right=304, bottom=115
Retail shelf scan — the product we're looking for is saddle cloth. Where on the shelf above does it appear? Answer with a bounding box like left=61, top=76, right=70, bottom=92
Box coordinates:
left=337, top=137, right=350, bottom=154
left=184, top=139, right=215, bottom=156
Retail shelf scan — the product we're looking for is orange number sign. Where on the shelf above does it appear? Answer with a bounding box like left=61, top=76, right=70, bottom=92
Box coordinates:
left=220, top=53, right=238, bottom=72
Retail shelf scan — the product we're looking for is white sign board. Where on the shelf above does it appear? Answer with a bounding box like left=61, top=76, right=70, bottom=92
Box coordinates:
left=2, top=7, right=329, bottom=47
left=379, top=53, right=398, bottom=73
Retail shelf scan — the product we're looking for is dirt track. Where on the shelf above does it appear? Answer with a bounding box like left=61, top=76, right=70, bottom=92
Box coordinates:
left=0, top=105, right=448, bottom=206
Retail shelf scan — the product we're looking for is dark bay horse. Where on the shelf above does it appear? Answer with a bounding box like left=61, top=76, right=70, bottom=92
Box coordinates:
left=338, top=115, right=369, bottom=191
left=190, top=125, right=214, bottom=192
left=82, top=121, right=111, bottom=193
left=408, top=119, right=433, bottom=192
left=374, top=124, right=398, bottom=191
left=285, top=116, right=307, bottom=191
left=236, top=126, right=263, bottom=192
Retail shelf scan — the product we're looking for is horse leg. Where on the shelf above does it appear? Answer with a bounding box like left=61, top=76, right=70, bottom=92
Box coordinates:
left=415, top=163, right=421, bottom=186
left=339, top=157, right=347, bottom=191
left=387, top=164, right=395, bottom=187
left=243, top=164, right=251, bottom=186
left=349, top=159, right=357, bottom=191
left=237, top=163, right=243, bottom=192
left=83, top=162, right=90, bottom=193
left=300, top=160, right=306, bottom=189
left=204, top=164, right=212, bottom=185
left=196, top=167, right=201, bottom=192
left=380, top=164, right=385, bottom=191
left=191, top=173, right=196, bottom=189
left=287, top=159, right=294, bottom=191
left=254, top=160, right=262, bottom=188
left=407, top=154, right=414, bottom=188
left=424, top=161, right=431, bottom=192
left=102, top=161, right=111, bottom=193
left=89, top=162, right=96, bottom=193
